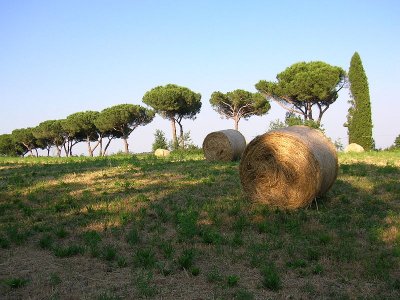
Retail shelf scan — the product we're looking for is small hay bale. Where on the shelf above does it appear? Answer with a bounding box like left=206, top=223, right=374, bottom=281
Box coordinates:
left=239, top=126, right=338, bottom=209
left=202, top=129, right=246, bottom=161
left=344, top=143, right=364, bottom=153
left=154, top=148, right=170, bottom=157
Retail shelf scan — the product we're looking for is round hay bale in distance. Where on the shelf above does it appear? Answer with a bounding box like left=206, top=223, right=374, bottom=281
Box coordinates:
left=203, top=129, right=246, bottom=162
left=344, top=143, right=364, bottom=153
left=239, top=126, right=338, bottom=209
left=154, top=148, right=170, bottom=157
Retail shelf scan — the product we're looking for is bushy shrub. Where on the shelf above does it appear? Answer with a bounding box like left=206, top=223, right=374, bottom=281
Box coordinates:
left=152, top=129, right=168, bottom=151
left=168, top=131, right=199, bottom=151
left=395, top=134, right=400, bottom=148
left=268, top=113, right=324, bottom=132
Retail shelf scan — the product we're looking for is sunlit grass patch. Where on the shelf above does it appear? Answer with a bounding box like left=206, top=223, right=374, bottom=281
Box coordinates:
left=0, top=150, right=399, bottom=299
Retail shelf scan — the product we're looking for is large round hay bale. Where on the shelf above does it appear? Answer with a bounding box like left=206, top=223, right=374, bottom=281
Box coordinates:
left=154, top=148, right=170, bottom=157
left=239, top=126, right=338, bottom=209
left=344, top=143, right=364, bottom=153
left=203, top=129, right=246, bottom=161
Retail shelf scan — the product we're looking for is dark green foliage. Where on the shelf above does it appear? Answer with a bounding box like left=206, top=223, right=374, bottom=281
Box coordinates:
left=159, top=241, right=174, bottom=259
left=126, top=227, right=140, bottom=245
left=199, top=226, right=223, bottom=245
left=6, top=225, right=28, bottom=245
left=394, top=134, right=400, bottom=149
left=34, top=120, right=66, bottom=157
left=135, top=271, right=158, bottom=297
left=3, top=277, right=28, bottom=289
left=55, top=227, right=69, bottom=238
left=176, top=210, right=198, bottom=240
left=235, top=289, right=255, bottom=300
left=0, top=134, right=23, bottom=156
left=143, top=84, right=201, bottom=148
left=64, top=111, right=100, bottom=156
left=93, top=111, right=123, bottom=156
left=227, top=275, right=239, bottom=287
left=191, top=267, right=200, bottom=276
left=102, top=244, right=117, bottom=261
left=94, top=104, right=154, bottom=154
left=0, top=236, right=10, bottom=248
left=39, top=234, right=54, bottom=249
left=33, top=122, right=56, bottom=156
left=49, top=273, right=62, bottom=286
left=346, top=52, right=373, bottom=150
left=11, top=127, right=38, bottom=156
left=134, top=248, right=157, bottom=269
left=209, top=89, right=270, bottom=130
left=178, top=248, right=195, bottom=269
left=256, top=61, right=346, bottom=124
left=286, top=259, right=307, bottom=269
left=117, top=256, right=127, bottom=267
left=261, top=263, right=281, bottom=290
left=207, top=267, right=223, bottom=283
left=269, top=112, right=324, bottom=131
left=152, top=129, right=168, bottom=151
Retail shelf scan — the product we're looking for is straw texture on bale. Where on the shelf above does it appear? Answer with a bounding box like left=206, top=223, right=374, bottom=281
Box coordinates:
left=239, top=126, right=338, bottom=209
left=344, top=143, right=364, bottom=153
left=154, top=149, right=170, bottom=157
left=203, top=129, right=246, bottom=161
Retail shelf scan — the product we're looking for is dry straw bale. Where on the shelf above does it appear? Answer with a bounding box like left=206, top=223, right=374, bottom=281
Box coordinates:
left=344, top=143, right=365, bottom=153
left=239, top=126, right=338, bottom=209
left=203, top=129, right=246, bottom=161
left=154, top=148, right=170, bottom=157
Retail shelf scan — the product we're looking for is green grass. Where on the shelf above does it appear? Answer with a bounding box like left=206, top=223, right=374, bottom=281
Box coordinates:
left=2, top=277, right=29, bottom=289
left=0, top=149, right=399, bottom=298
left=53, top=244, right=85, bottom=257
left=261, top=262, right=281, bottom=291
left=134, top=248, right=157, bottom=269
left=177, top=248, right=196, bottom=270
left=227, top=274, right=239, bottom=287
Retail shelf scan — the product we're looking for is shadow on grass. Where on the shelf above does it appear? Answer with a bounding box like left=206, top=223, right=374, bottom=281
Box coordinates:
left=0, top=155, right=399, bottom=298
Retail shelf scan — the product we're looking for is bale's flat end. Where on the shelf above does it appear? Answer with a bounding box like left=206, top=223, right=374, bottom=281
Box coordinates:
left=203, top=129, right=246, bottom=162
left=239, top=126, right=338, bottom=209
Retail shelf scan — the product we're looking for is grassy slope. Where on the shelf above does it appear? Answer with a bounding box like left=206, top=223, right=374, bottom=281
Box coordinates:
left=0, top=150, right=399, bottom=299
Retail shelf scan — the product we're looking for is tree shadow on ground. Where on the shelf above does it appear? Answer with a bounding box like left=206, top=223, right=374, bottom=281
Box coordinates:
left=0, top=157, right=399, bottom=299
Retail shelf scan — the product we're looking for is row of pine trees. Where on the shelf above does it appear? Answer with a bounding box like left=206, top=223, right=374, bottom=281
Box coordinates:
left=0, top=52, right=375, bottom=156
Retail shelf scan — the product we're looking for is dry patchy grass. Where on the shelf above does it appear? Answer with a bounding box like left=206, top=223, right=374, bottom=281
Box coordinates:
left=0, top=150, right=399, bottom=299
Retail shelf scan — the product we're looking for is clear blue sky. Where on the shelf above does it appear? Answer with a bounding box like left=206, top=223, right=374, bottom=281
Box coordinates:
left=1, top=0, right=399, bottom=154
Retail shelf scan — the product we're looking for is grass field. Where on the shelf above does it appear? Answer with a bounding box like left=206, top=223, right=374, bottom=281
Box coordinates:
left=0, top=150, right=399, bottom=299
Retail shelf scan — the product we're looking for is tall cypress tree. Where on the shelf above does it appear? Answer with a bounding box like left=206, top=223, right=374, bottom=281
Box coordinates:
left=346, top=52, right=373, bottom=150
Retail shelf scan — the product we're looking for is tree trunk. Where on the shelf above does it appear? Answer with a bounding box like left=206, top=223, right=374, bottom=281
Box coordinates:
left=123, top=136, right=129, bottom=154
left=66, top=140, right=70, bottom=157
left=35, top=149, right=39, bottom=157
left=234, top=116, right=239, bottom=131
left=316, top=103, right=329, bottom=125
left=177, top=121, right=184, bottom=149
left=170, top=118, right=178, bottom=150
left=306, top=103, right=313, bottom=121
left=63, top=143, right=68, bottom=157
left=56, top=146, right=61, bottom=157
left=70, top=140, right=80, bottom=157
left=87, top=138, right=93, bottom=157
left=99, top=138, right=103, bottom=156
left=103, top=138, right=113, bottom=156
left=47, top=148, right=50, bottom=157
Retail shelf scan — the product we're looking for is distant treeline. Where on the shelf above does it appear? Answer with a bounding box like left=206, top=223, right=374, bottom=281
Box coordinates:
left=1, top=60, right=355, bottom=157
